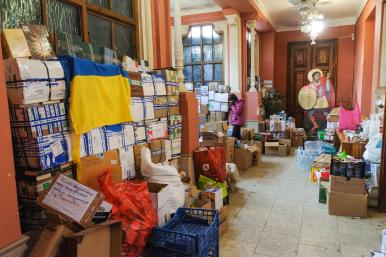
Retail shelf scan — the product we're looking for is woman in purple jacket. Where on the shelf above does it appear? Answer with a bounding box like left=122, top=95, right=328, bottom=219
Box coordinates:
left=229, top=94, right=244, bottom=139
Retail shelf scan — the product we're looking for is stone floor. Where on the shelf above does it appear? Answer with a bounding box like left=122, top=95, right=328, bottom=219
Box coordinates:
left=220, top=155, right=386, bottom=257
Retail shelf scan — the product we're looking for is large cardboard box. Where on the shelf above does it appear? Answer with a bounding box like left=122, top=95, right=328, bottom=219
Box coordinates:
left=201, top=188, right=223, bottom=210
left=265, top=141, right=279, bottom=156
left=148, top=139, right=166, bottom=164
left=148, top=183, right=171, bottom=226
left=328, top=191, right=368, bottom=218
left=64, top=221, right=122, bottom=257
left=77, top=150, right=122, bottom=190
left=329, top=176, right=366, bottom=194
left=234, top=148, right=253, bottom=171
left=278, top=145, right=288, bottom=157
left=219, top=205, right=229, bottom=237
left=118, top=146, right=136, bottom=180
left=201, top=132, right=224, bottom=146
left=133, top=143, right=148, bottom=172
left=291, top=135, right=304, bottom=148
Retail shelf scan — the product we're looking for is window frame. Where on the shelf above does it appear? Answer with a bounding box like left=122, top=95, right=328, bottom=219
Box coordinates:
left=41, top=0, right=139, bottom=58
left=183, top=24, right=224, bottom=84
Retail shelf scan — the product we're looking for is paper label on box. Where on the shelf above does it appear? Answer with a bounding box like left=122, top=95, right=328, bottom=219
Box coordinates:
left=51, top=141, right=64, bottom=158
left=42, top=174, right=98, bottom=223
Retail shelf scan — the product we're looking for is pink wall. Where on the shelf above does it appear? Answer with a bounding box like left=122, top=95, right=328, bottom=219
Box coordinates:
left=259, top=32, right=275, bottom=81
left=273, top=25, right=355, bottom=107
left=353, top=0, right=384, bottom=116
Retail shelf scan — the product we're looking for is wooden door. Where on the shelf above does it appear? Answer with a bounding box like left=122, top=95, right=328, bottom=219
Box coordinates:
left=287, top=40, right=337, bottom=127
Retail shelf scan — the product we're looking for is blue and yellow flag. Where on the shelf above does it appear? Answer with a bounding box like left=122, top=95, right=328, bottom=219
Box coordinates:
left=60, top=56, right=132, bottom=163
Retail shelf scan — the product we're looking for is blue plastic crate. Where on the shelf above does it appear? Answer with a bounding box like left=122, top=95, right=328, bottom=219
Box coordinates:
left=150, top=208, right=219, bottom=257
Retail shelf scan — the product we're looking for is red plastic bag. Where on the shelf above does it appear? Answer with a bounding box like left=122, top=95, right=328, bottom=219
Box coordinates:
left=193, top=147, right=227, bottom=182
left=339, top=102, right=361, bottom=131
left=98, top=170, right=157, bottom=257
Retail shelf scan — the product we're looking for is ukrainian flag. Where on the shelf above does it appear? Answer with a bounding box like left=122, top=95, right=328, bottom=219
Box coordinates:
left=60, top=56, right=132, bottom=163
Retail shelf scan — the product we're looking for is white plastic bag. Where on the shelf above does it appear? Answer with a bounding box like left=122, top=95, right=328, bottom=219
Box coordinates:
left=368, top=114, right=381, bottom=139
left=226, top=163, right=239, bottom=182
left=363, top=133, right=383, bottom=163
left=141, top=147, right=185, bottom=212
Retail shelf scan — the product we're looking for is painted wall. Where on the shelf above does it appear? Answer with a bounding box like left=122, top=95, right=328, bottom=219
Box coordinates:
left=0, top=47, right=21, bottom=248
left=259, top=32, right=275, bottom=81
left=273, top=25, right=355, bottom=107
left=353, top=0, right=384, bottom=116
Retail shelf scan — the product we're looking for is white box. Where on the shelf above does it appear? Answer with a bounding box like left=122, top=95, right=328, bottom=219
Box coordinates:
left=208, top=101, right=221, bottom=112
left=144, top=97, right=155, bottom=120
left=164, top=139, right=172, bottom=161
left=209, top=91, right=215, bottom=100
left=123, top=123, right=135, bottom=146
left=146, top=120, right=168, bottom=141
left=201, top=86, right=209, bottom=96
left=220, top=103, right=229, bottom=112
left=203, top=188, right=223, bottom=210
left=119, top=146, right=136, bottom=180
left=141, top=74, right=155, bottom=96
left=201, top=96, right=209, bottom=105
left=148, top=183, right=172, bottom=226
left=131, top=97, right=144, bottom=122
left=134, top=123, right=147, bottom=143
left=214, top=93, right=229, bottom=103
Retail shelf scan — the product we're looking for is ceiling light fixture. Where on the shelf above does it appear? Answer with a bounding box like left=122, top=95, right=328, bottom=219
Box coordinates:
left=289, top=0, right=325, bottom=44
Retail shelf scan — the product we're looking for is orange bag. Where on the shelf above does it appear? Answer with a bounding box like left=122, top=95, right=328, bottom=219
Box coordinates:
left=98, top=171, right=157, bottom=257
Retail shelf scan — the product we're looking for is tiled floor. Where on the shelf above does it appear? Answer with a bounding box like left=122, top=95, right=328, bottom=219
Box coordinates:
left=220, top=155, right=386, bottom=257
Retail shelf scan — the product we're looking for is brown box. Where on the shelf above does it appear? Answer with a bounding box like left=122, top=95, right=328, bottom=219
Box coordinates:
left=328, top=191, right=368, bottom=218
left=77, top=150, right=121, bottom=190
left=148, top=139, right=166, bottom=164
left=134, top=143, right=148, bottom=172
left=201, top=132, right=224, bottom=146
left=219, top=205, right=229, bottom=237
left=179, top=156, right=195, bottom=186
left=265, top=141, right=279, bottom=156
left=252, top=147, right=262, bottom=166
left=341, top=141, right=366, bottom=158
left=193, top=199, right=212, bottom=209
left=278, top=145, right=288, bottom=157
left=291, top=135, right=304, bottom=148
left=235, top=148, right=253, bottom=171
left=312, top=154, right=331, bottom=169
left=64, top=220, right=122, bottom=257
left=329, top=176, right=366, bottom=194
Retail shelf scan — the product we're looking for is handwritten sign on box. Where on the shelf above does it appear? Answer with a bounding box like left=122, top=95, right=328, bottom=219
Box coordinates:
left=41, top=174, right=103, bottom=226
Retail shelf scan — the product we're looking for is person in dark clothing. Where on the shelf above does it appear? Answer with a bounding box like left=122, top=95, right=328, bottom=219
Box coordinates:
left=229, top=94, right=244, bottom=140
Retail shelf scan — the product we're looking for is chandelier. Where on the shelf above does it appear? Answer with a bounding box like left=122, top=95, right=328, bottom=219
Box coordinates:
left=289, top=0, right=324, bottom=44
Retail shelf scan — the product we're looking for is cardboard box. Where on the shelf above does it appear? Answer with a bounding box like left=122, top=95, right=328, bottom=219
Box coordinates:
left=253, top=147, right=262, bottom=166
left=201, top=132, right=224, bottom=146
left=29, top=214, right=76, bottom=257
left=312, top=154, right=331, bottom=169
left=133, top=143, right=148, bottom=172
left=278, top=145, right=288, bottom=157
left=22, top=25, right=56, bottom=60
left=10, top=102, right=68, bottom=138
left=201, top=188, right=223, bottom=210
left=140, top=73, right=155, bottom=96
left=153, top=96, right=168, bottom=119
left=39, top=175, right=104, bottom=227
left=64, top=220, right=122, bottom=257
left=79, top=128, right=107, bottom=157
left=119, top=146, right=136, bottom=180
left=54, top=31, right=93, bottom=60
left=77, top=150, right=122, bottom=190
left=179, top=156, right=195, bottom=186
left=152, top=74, right=166, bottom=96
left=4, top=58, right=66, bottom=105
left=154, top=69, right=178, bottom=82
left=235, top=148, right=253, bottom=171
left=148, top=183, right=171, bottom=226
left=2, top=29, right=31, bottom=58
left=329, top=176, right=366, bottom=194
left=104, top=124, right=125, bottom=151
left=148, top=139, right=166, bottom=164
left=14, top=133, right=72, bottom=170
left=166, top=81, right=179, bottom=95
left=193, top=198, right=212, bottom=209
left=146, top=120, right=168, bottom=141
left=265, top=141, right=279, bottom=156
left=219, top=205, right=229, bottom=237
left=328, top=191, right=368, bottom=218
left=291, top=135, right=304, bottom=148
left=133, top=123, right=147, bottom=143
left=171, top=138, right=182, bottom=158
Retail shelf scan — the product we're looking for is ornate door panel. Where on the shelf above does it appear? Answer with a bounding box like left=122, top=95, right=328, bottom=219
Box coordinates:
left=287, top=40, right=337, bottom=127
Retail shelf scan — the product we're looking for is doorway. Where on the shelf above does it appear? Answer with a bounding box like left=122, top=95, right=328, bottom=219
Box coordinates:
left=287, top=40, right=337, bottom=127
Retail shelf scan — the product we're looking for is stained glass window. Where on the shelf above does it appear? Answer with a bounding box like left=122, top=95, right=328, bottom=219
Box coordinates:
left=112, top=0, right=134, bottom=18
left=86, top=0, right=109, bottom=8
left=88, top=13, right=112, bottom=48
left=46, top=0, right=81, bottom=36
left=114, top=22, right=136, bottom=58
left=0, top=0, right=42, bottom=29
left=183, top=24, right=223, bottom=85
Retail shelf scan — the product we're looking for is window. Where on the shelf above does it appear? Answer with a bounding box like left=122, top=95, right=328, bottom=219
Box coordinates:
left=183, top=25, right=224, bottom=85
left=0, top=0, right=139, bottom=58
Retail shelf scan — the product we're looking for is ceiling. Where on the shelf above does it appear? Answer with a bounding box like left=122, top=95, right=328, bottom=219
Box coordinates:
left=170, top=0, right=221, bottom=16
left=173, top=0, right=367, bottom=31
left=255, top=0, right=367, bottom=31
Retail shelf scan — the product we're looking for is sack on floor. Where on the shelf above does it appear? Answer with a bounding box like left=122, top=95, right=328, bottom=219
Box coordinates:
left=140, top=147, right=185, bottom=213
left=98, top=170, right=157, bottom=257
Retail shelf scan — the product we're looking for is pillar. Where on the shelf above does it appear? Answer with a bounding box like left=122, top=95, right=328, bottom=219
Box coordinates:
left=173, top=0, right=185, bottom=85
left=247, top=20, right=257, bottom=91
left=225, top=13, right=242, bottom=92
left=151, top=0, right=172, bottom=69
left=138, top=0, right=154, bottom=69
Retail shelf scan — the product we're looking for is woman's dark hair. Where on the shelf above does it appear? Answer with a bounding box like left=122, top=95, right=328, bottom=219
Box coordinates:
left=229, top=94, right=238, bottom=102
